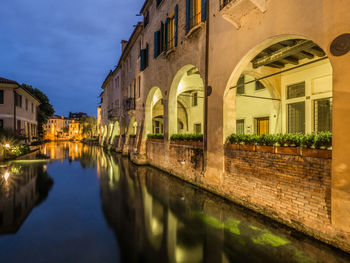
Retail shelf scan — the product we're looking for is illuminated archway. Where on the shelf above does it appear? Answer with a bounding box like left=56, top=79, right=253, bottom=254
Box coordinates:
left=168, top=65, right=204, bottom=137
left=145, top=87, right=164, bottom=135
left=224, top=35, right=333, bottom=139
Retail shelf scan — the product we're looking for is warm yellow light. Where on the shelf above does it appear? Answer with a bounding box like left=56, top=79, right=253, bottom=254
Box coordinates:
left=5, top=144, right=10, bottom=149
left=4, top=172, right=10, bottom=181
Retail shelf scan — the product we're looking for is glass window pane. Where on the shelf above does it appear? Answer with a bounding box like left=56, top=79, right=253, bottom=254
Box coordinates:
left=236, top=119, right=244, bottom=134
left=314, top=98, right=332, bottom=132
left=287, top=82, right=305, bottom=99
left=288, top=102, right=305, bottom=133
left=237, top=75, right=245, bottom=95
left=255, top=117, right=269, bottom=135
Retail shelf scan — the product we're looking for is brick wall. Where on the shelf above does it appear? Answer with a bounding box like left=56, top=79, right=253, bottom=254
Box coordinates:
left=224, top=147, right=332, bottom=232
left=146, top=140, right=203, bottom=183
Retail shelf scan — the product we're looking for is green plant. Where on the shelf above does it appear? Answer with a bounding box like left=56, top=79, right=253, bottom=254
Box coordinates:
left=129, top=134, right=136, bottom=138
left=226, top=132, right=332, bottom=149
left=314, top=132, right=332, bottom=149
left=300, top=133, right=316, bottom=148
left=170, top=134, right=203, bottom=142
left=257, top=134, right=278, bottom=146
left=147, top=133, right=164, bottom=139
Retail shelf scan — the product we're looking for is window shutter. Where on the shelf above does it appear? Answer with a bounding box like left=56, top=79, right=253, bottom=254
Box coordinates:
left=140, top=49, right=145, bottom=71
left=186, top=0, right=190, bottom=33
left=160, top=22, right=164, bottom=52
left=145, top=44, right=149, bottom=68
left=175, top=4, right=178, bottom=47
left=165, top=18, right=169, bottom=51
left=154, top=31, right=159, bottom=58
left=201, top=0, right=207, bottom=22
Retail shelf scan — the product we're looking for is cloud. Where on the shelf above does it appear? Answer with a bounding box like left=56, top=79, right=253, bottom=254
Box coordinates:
left=0, top=0, right=144, bottom=116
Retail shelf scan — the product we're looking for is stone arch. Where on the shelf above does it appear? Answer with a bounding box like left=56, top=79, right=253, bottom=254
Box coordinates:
left=168, top=65, right=205, bottom=137
left=223, top=34, right=333, bottom=139
left=145, top=87, right=164, bottom=136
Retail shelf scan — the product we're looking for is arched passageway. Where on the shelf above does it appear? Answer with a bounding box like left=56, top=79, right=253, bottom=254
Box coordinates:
left=224, top=37, right=332, bottom=139
left=168, top=65, right=205, bottom=137
left=145, top=87, right=164, bottom=135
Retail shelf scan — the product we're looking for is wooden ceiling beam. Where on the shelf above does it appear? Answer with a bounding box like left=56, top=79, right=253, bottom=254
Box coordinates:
left=252, top=40, right=316, bottom=68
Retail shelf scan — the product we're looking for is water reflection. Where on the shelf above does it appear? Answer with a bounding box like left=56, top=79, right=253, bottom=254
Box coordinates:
left=1, top=143, right=348, bottom=263
left=94, top=149, right=350, bottom=263
left=0, top=162, right=53, bottom=235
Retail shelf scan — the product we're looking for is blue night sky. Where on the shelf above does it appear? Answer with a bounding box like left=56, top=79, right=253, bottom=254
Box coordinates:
left=0, top=0, right=144, bottom=116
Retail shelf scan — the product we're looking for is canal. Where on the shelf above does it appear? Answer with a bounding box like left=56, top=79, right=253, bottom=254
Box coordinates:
left=0, top=142, right=349, bottom=263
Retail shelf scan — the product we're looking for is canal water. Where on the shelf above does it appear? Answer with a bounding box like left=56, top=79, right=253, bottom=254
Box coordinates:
left=0, top=142, right=349, bottom=263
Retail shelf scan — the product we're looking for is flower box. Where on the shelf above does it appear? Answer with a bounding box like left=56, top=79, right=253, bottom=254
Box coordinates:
left=225, top=144, right=240, bottom=150
left=256, top=145, right=274, bottom=153
left=147, top=138, right=164, bottom=143
left=300, top=148, right=332, bottom=159
left=170, top=140, right=203, bottom=147
left=275, top=146, right=299, bottom=155
left=239, top=144, right=256, bottom=151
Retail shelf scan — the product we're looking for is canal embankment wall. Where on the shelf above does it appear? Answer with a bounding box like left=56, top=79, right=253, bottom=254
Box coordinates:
left=144, top=140, right=350, bottom=253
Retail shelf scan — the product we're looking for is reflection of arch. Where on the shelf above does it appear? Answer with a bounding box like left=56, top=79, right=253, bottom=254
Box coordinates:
left=223, top=35, right=333, bottom=139
left=145, top=87, right=164, bottom=135
left=168, top=65, right=204, bottom=137
left=109, top=121, right=120, bottom=145
left=143, top=189, right=164, bottom=250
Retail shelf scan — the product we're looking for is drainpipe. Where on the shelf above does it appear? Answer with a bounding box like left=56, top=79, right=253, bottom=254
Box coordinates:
left=203, top=0, right=210, bottom=173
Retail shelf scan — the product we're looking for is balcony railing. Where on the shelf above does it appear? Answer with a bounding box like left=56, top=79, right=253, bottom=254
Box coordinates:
left=124, top=98, right=136, bottom=111
left=108, top=107, right=120, bottom=119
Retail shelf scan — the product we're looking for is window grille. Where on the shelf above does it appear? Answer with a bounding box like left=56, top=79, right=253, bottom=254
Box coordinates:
left=288, top=102, right=305, bottom=133
left=236, top=119, right=244, bottom=134
left=287, top=82, right=305, bottom=99
left=314, top=98, right=332, bottom=132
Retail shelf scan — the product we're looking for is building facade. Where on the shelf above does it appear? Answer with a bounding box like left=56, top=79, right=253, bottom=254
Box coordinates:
left=44, top=115, right=70, bottom=140
left=0, top=77, right=40, bottom=141
left=98, top=0, right=350, bottom=252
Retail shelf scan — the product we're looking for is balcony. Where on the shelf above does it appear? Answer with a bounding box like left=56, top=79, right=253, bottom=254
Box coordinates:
left=108, top=107, right=120, bottom=119
left=219, top=0, right=266, bottom=29
left=124, top=98, right=136, bottom=111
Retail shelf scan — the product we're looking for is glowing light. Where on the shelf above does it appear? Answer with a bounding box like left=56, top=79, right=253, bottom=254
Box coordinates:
left=4, top=172, right=10, bottom=181
left=4, top=144, right=10, bottom=149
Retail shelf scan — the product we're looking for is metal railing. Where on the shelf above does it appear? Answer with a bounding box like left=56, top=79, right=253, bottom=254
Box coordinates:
left=220, top=0, right=234, bottom=10
left=124, top=98, right=136, bottom=111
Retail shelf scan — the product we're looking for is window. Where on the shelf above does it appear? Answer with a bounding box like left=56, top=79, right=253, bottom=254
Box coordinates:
left=167, top=13, right=175, bottom=50
left=194, top=123, right=201, bottom=134
left=16, top=94, right=22, bottom=107
left=138, top=76, right=141, bottom=98
left=17, top=120, right=21, bottom=130
left=156, top=0, right=163, bottom=7
left=255, top=117, right=269, bottom=135
left=192, top=92, right=198, bottom=106
left=0, top=120, right=3, bottom=129
left=314, top=98, right=332, bottom=132
left=140, top=44, right=149, bottom=71
left=287, top=82, right=305, bottom=99
left=237, top=75, right=245, bottom=94
left=186, top=0, right=205, bottom=32
left=25, top=98, right=28, bottom=111
left=153, top=120, right=162, bottom=134
left=31, top=103, right=34, bottom=113
left=0, top=90, right=3, bottom=104
left=255, top=80, right=265, bottom=90
left=154, top=31, right=161, bottom=58
left=288, top=102, right=305, bottom=133
left=236, top=119, right=244, bottom=134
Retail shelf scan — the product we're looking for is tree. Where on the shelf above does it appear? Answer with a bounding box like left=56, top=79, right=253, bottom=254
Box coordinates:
left=80, top=116, right=97, bottom=138
left=21, top=84, right=55, bottom=138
